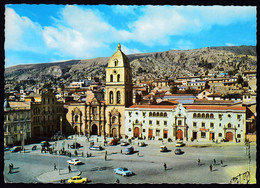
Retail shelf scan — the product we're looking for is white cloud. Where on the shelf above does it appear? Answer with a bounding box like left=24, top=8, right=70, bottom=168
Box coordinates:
left=225, top=43, right=235, bottom=46
left=121, top=45, right=143, bottom=55
left=176, top=40, right=194, bottom=50
left=5, top=7, right=44, bottom=52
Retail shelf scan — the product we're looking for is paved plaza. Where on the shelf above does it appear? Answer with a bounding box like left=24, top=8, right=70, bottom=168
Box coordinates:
left=4, top=135, right=256, bottom=184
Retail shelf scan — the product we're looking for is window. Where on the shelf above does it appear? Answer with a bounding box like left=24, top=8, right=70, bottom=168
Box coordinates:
left=117, top=74, right=120, bottom=82
left=164, top=121, right=167, bottom=126
left=109, top=91, right=113, bottom=104
left=193, top=122, right=197, bottom=127
left=143, top=112, right=146, bottom=117
left=135, top=119, right=138, bottom=123
left=156, top=130, right=160, bottom=136
left=193, top=113, right=197, bottom=118
left=206, top=114, right=209, bottom=118
left=237, top=115, right=241, bottom=120
left=92, top=107, right=97, bottom=114
left=198, top=113, right=201, bottom=118
left=202, top=113, right=205, bottom=118
left=237, top=134, right=241, bottom=138
left=178, top=120, right=182, bottom=125
left=143, top=120, right=145, bottom=123
left=201, top=132, right=206, bottom=138
left=228, top=114, right=231, bottom=118
left=143, top=129, right=146, bottom=133
left=228, top=123, right=231, bottom=128
left=201, top=122, right=205, bottom=127
left=219, top=123, right=221, bottom=127
left=110, top=74, right=113, bottom=82
left=149, top=120, right=152, bottom=125
left=156, top=120, right=160, bottom=125
left=238, top=124, right=240, bottom=128
left=128, top=112, right=132, bottom=117
left=210, top=114, right=214, bottom=118
left=128, top=128, right=131, bottom=132
left=210, top=123, right=214, bottom=128
left=218, top=133, right=222, bottom=137
left=149, top=112, right=152, bottom=117
left=160, top=112, right=163, bottom=117
left=114, top=59, right=118, bottom=66
left=164, top=112, right=167, bottom=117
left=219, top=114, right=222, bottom=119
left=116, top=91, right=121, bottom=104
left=135, top=112, right=138, bottom=115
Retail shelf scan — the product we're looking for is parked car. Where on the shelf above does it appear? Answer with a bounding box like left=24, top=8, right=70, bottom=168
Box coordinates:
left=175, top=148, right=184, bottom=155
left=138, top=142, right=146, bottom=147
left=160, top=145, right=168, bottom=152
left=67, top=159, right=82, bottom=165
left=89, top=145, right=103, bottom=151
left=32, top=145, right=37, bottom=150
left=125, top=146, right=134, bottom=154
left=120, top=142, right=130, bottom=146
left=4, top=146, right=10, bottom=151
left=175, top=140, right=185, bottom=147
left=70, top=142, right=81, bottom=149
left=10, top=146, right=22, bottom=153
left=40, top=141, right=50, bottom=147
left=114, top=168, right=133, bottom=176
left=68, top=176, right=87, bottom=184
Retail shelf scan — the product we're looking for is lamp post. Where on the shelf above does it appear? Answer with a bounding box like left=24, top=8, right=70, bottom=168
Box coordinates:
left=245, top=140, right=251, bottom=184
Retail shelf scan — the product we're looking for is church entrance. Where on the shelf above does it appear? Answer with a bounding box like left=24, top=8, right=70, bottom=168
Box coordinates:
left=177, top=129, right=183, bottom=140
left=91, top=124, right=98, bottom=135
left=134, top=127, right=139, bottom=138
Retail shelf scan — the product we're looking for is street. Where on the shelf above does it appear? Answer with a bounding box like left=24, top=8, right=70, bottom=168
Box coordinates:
left=4, top=136, right=256, bottom=184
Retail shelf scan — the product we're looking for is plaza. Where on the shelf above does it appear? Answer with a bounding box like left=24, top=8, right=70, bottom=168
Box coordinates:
left=4, top=135, right=256, bottom=184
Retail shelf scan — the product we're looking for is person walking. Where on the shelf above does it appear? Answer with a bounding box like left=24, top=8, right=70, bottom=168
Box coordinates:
left=198, top=158, right=200, bottom=166
left=8, top=166, right=12, bottom=174
left=105, top=154, right=107, bottom=161
left=137, top=152, right=139, bottom=157
left=74, top=150, right=77, bottom=157
left=220, top=160, right=223, bottom=166
left=68, top=165, right=71, bottom=173
left=120, top=149, right=122, bottom=154
left=163, top=163, right=167, bottom=171
left=209, top=164, right=212, bottom=172
left=10, top=163, right=13, bottom=170
left=116, top=178, right=120, bottom=184
left=54, top=163, right=57, bottom=170
left=105, top=150, right=107, bottom=156
left=213, top=159, right=216, bottom=165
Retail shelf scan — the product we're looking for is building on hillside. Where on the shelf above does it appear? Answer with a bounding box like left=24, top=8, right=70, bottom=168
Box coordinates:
left=163, top=94, right=196, bottom=104
left=30, top=89, right=64, bottom=138
left=4, top=99, right=31, bottom=147
left=125, top=104, right=246, bottom=143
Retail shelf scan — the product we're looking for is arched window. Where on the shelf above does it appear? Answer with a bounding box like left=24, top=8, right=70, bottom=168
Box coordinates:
left=164, top=112, right=167, bottom=117
left=117, top=74, right=120, bottom=82
left=110, top=74, right=113, bottom=82
left=117, top=91, right=121, bottom=104
left=110, top=91, right=114, bottom=104
left=202, top=113, right=205, bottom=118
left=149, top=112, right=152, bottom=117
left=160, top=112, right=163, bottom=117
left=112, top=116, right=116, bottom=123
left=193, top=113, right=197, bottom=118
left=153, top=112, right=156, bottom=116
left=228, top=123, right=232, bottom=128
left=75, top=115, right=79, bottom=122
left=198, top=113, right=201, bottom=118
left=206, top=114, right=209, bottom=118
left=210, top=114, right=214, bottom=118
left=157, top=112, right=159, bottom=117
left=114, top=59, right=118, bottom=67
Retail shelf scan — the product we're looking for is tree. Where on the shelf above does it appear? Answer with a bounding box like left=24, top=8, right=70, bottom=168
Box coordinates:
left=186, top=87, right=196, bottom=95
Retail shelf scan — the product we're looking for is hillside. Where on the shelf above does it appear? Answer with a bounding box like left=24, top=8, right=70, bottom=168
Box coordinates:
left=4, top=46, right=256, bottom=82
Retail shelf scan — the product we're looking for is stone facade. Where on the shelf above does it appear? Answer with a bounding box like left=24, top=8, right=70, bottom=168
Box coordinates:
left=125, top=104, right=246, bottom=143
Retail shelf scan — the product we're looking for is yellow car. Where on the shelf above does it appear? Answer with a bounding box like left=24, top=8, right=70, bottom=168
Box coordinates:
left=68, top=176, right=88, bottom=184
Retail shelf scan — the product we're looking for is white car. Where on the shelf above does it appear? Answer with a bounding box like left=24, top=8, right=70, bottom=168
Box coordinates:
left=67, top=159, right=82, bottom=165
left=120, top=142, right=129, bottom=146
left=175, top=140, right=185, bottom=147
left=114, top=168, right=133, bottom=176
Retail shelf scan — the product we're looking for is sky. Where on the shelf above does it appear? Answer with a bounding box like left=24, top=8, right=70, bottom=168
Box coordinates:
left=4, top=5, right=256, bottom=68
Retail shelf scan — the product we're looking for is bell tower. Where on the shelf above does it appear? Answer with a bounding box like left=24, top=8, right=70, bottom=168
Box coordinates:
left=105, top=43, right=133, bottom=138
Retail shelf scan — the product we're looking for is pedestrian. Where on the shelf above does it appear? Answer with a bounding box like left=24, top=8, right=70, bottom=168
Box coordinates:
left=116, top=178, right=120, bottom=184
left=68, top=165, right=71, bottom=173
left=213, top=159, right=216, bottom=165
left=90, top=153, right=92, bottom=157
left=54, top=163, right=57, bottom=170
left=163, top=163, right=167, bottom=171
left=120, top=149, right=122, bottom=154
left=67, top=144, right=69, bottom=149
left=97, top=138, right=98, bottom=142
left=74, top=150, right=77, bottom=156
left=209, top=164, right=212, bottom=172
left=10, top=163, right=13, bottom=170
left=220, top=160, right=223, bottom=166
left=137, top=152, right=139, bottom=157
left=198, top=158, right=200, bottom=166
left=105, top=155, right=107, bottom=161
left=105, top=150, right=107, bottom=155
left=82, top=152, right=84, bottom=157
left=8, top=166, right=12, bottom=174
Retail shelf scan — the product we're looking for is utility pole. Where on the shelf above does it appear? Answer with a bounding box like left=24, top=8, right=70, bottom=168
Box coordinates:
left=60, top=116, right=62, bottom=135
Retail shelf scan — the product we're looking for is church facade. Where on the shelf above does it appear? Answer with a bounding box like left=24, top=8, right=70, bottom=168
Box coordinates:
left=65, top=44, right=132, bottom=138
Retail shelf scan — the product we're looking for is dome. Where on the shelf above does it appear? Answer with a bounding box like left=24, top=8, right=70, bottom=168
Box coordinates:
left=4, top=99, right=10, bottom=109
left=107, top=43, right=130, bottom=68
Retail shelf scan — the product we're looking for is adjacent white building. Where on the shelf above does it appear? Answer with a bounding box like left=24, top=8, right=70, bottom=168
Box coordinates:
left=125, top=104, right=246, bottom=143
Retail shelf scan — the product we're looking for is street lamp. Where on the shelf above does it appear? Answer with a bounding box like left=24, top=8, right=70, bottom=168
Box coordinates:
left=245, top=140, right=251, bottom=184
left=20, top=129, right=24, bottom=151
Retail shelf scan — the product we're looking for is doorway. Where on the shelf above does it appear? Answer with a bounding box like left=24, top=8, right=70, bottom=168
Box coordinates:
left=91, top=124, right=98, bottom=135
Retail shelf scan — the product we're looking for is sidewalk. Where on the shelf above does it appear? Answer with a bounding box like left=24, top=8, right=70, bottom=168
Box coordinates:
left=37, top=169, right=81, bottom=183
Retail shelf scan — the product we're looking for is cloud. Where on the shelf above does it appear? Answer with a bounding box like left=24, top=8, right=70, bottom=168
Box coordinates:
left=5, top=7, right=45, bottom=52
left=121, top=45, right=143, bottom=55
left=176, top=40, right=194, bottom=50
left=225, top=43, right=235, bottom=46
